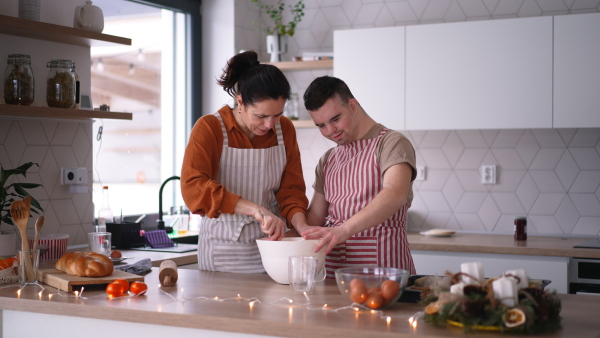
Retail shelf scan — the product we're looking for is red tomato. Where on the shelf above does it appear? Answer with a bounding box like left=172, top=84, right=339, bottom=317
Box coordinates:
left=130, top=281, right=148, bottom=295
left=113, top=278, right=129, bottom=293
left=106, top=282, right=124, bottom=297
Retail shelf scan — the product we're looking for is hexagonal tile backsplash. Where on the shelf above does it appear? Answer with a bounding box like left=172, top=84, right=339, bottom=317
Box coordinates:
left=298, top=127, right=600, bottom=236
left=0, top=118, right=94, bottom=247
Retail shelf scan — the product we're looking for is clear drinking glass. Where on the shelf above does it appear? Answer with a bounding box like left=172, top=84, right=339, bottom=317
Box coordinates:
left=17, top=249, right=40, bottom=286
left=288, top=256, right=318, bottom=293
left=88, top=232, right=112, bottom=256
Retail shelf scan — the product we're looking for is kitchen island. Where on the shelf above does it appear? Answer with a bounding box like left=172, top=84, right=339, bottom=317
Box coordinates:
left=1, top=267, right=600, bottom=338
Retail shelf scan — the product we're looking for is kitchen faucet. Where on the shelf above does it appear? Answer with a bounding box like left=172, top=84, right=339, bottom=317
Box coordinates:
left=157, top=175, right=180, bottom=233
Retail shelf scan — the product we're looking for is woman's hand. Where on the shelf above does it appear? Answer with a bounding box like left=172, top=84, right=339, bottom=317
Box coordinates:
left=254, top=208, right=285, bottom=241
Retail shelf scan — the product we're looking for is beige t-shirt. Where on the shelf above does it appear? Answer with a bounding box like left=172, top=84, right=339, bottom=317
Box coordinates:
left=313, top=124, right=416, bottom=207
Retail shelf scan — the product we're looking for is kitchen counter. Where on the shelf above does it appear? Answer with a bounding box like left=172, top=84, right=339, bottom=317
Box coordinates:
left=119, top=247, right=197, bottom=267
left=407, top=232, right=600, bottom=259
left=2, top=268, right=600, bottom=337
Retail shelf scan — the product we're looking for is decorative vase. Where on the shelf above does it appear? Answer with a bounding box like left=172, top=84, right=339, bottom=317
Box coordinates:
left=18, top=0, right=41, bottom=21
left=266, top=35, right=288, bottom=63
left=73, top=0, right=104, bottom=33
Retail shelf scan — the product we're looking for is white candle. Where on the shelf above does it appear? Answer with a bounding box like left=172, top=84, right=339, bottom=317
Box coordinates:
left=505, top=269, right=528, bottom=289
left=450, top=282, right=466, bottom=295
left=492, top=276, right=518, bottom=308
left=461, top=262, right=484, bottom=284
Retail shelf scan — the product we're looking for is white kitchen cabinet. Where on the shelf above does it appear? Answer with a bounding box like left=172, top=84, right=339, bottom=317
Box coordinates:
left=412, top=250, right=568, bottom=293
left=334, top=26, right=406, bottom=130
left=554, top=12, right=600, bottom=128
left=405, top=17, right=553, bottom=130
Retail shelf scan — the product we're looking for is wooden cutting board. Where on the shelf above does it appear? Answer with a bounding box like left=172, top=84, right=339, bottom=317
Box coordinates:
left=38, top=268, right=144, bottom=292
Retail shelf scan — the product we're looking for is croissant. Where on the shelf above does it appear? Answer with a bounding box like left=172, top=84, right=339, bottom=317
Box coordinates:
left=55, top=251, right=114, bottom=277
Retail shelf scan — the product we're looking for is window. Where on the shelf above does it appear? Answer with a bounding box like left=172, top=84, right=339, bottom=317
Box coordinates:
left=90, top=0, right=200, bottom=221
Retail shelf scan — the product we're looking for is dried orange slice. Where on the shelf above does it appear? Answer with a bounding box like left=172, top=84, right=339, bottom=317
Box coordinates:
left=503, top=308, right=526, bottom=328
left=425, top=302, right=441, bottom=315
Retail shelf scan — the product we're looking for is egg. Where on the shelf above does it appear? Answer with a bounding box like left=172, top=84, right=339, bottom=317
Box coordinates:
left=350, top=278, right=366, bottom=290
left=380, top=280, right=400, bottom=301
left=368, top=286, right=381, bottom=294
left=110, top=250, right=122, bottom=258
left=350, top=288, right=368, bottom=303
left=365, top=291, right=384, bottom=309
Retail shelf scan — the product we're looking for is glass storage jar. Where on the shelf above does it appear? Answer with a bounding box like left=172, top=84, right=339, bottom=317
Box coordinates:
left=4, top=54, right=35, bottom=105
left=46, top=59, right=76, bottom=108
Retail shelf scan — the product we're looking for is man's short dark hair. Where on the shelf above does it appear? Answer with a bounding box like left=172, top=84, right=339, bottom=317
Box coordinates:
left=303, top=76, right=355, bottom=111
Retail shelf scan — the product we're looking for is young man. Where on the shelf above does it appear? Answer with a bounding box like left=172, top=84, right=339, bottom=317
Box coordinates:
left=299, top=76, right=417, bottom=277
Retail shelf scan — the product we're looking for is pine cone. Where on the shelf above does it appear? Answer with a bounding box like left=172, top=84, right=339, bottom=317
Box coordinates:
left=463, top=285, right=487, bottom=297
left=535, top=303, right=550, bottom=322
left=460, top=299, right=487, bottom=317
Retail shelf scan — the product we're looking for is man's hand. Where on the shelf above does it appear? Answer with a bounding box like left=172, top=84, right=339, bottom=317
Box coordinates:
left=302, top=225, right=352, bottom=255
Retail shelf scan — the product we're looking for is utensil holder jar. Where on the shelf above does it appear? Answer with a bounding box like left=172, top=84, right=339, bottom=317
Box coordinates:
left=46, top=59, right=76, bottom=108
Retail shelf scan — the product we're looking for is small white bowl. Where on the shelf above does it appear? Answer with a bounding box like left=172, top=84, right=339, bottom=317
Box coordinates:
left=256, top=237, right=325, bottom=284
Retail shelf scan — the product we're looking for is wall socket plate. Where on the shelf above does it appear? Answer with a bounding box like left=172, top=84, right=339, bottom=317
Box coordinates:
left=416, top=166, right=426, bottom=181
left=61, top=167, right=88, bottom=185
left=481, top=165, right=496, bottom=184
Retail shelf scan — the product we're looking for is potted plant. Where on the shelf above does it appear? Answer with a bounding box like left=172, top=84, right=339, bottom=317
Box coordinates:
left=0, top=162, right=44, bottom=255
left=251, top=0, right=305, bottom=62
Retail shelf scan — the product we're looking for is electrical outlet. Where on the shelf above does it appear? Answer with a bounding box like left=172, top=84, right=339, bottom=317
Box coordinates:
left=416, top=166, right=426, bottom=181
left=481, top=165, right=496, bottom=184
left=61, top=167, right=88, bottom=185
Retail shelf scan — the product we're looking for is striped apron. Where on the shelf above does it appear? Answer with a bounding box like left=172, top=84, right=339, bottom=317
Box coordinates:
left=323, top=129, right=416, bottom=278
left=196, top=112, right=287, bottom=273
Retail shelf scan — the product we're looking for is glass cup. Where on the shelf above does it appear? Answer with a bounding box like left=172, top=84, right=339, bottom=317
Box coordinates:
left=17, top=249, right=40, bottom=286
left=88, top=232, right=112, bottom=256
left=288, top=256, right=319, bottom=293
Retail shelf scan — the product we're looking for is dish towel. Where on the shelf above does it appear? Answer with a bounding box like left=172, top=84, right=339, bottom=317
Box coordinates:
left=115, top=258, right=152, bottom=275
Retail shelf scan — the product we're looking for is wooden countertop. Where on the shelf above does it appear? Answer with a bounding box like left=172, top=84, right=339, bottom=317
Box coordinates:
left=407, top=233, right=600, bottom=259
left=1, top=269, right=599, bottom=337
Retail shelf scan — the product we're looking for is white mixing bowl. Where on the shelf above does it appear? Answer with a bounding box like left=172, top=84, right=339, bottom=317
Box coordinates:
left=256, top=237, right=326, bottom=284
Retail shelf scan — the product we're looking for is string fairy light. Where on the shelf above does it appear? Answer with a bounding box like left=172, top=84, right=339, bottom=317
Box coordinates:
left=2, top=282, right=423, bottom=331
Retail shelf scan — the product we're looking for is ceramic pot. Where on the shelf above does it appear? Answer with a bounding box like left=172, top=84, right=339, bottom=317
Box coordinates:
left=266, top=35, right=288, bottom=63
left=73, top=0, right=104, bottom=33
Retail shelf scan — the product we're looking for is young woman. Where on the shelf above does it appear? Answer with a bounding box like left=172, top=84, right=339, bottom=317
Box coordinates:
left=181, top=51, right=309, bottom=273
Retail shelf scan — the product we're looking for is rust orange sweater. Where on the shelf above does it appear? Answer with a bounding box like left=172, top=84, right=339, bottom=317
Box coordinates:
left=181, top=106, right=308, bottom=224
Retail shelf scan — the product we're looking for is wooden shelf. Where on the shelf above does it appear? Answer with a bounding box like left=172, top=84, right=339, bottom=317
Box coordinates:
left=269, top=59, right=333, bottom=71
left=0, top=14, right=131, bottom=47
left=291, top=119, right=315, bottom=128
left=0, top=104, right=132, bottom=120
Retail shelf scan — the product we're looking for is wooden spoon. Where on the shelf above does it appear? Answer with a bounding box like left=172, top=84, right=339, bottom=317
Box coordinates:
left=10, top=196, right=33, bottom=281
left=32, top=215, right=45, bottom=257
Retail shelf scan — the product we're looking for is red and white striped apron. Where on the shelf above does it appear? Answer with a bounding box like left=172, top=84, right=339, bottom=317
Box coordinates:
left=323, top=129, right=416, bottom=278
left=196, top=112, right=287, bottom=273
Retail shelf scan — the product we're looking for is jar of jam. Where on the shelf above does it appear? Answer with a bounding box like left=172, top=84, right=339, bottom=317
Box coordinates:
left=514, top=217, right=527, bottom=241
left=4, top=54, right=35, bottom=105
left=46, top=59, right=76, bottom=108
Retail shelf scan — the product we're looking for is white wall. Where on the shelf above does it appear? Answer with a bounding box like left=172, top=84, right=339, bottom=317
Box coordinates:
left=201, top=0, right=236, bottom=116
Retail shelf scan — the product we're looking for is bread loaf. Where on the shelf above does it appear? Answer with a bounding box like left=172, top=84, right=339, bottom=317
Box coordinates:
left=55, top=251, right=114, bottom=277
